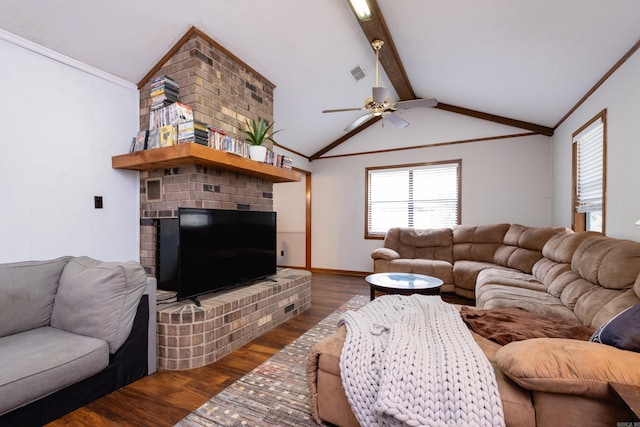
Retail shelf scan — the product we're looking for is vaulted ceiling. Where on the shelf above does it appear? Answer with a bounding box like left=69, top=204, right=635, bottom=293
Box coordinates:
left=2, top=1, right=640, bottom=160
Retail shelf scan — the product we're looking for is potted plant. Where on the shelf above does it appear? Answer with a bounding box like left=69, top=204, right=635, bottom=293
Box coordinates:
left=242, top=118, right=282, bottom=162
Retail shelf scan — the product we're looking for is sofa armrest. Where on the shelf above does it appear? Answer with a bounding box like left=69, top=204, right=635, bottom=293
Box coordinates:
left=371, top=247, right=400, bottom=260
left=495, top=338, right=640, bottom=399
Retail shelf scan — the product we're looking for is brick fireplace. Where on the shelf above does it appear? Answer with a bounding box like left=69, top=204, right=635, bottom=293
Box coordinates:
left=136, top=26, right=278, bottom=278
left=129, top=27, right=310, bottom=370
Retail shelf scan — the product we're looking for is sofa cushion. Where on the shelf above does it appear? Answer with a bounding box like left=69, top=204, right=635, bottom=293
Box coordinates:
left=496, top=338, right=640, bottom=399
left=590, top=304, right=640, bottom=352
left=493, top=226, right=566, bottom=273
left=541, top=231, right=595, bottom=264
left=453, top=260, right=516, bottom=294
left=387, top=227, right=453, bottom=262
left=572, top=236, right=640, bottom=290
left=453, top=223, right=509, bottom=262
left=531, top=258, right=572, bottom=292
left=591, top=289, right=640, bottom=328
left=0, top=326, right=108, bottom=415
left=0, top=256, right=71, bottom=338
left=476, top=269, right=546, bottom=294
left=51, top=256, right=147, bottom=353
left=476, top=284, right=580, bottom=322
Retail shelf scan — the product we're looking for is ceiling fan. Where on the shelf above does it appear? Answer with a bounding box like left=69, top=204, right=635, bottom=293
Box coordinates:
left=323, top=39, right=438, bottom=132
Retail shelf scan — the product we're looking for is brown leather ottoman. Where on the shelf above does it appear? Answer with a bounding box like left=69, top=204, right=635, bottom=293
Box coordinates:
left=307, top=325, right=535, bottom=427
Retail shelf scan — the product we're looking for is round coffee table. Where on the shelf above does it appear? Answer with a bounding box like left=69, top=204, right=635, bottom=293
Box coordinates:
left=366, top=272, right=444, bottom=300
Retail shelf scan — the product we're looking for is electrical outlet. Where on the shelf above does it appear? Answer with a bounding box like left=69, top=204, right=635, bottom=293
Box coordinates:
left=94, top=196, right=103, bottom=209
left=280, top=250, right=284, bottom=256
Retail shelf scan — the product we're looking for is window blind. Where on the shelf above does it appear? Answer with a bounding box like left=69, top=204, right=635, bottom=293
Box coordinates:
left=575, top=119, right=604, bottom=213
left=367, top=162, right=459, bottom=235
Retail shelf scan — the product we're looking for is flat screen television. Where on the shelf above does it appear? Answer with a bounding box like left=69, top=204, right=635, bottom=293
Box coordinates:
left=177, top=207, right=277, bottom=302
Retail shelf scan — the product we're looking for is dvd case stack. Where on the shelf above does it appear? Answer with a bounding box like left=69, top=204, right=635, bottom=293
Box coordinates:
left=194, top=121, right=209, bottom=145
left=149, top=102, right=193, bottom=129
left=177, top=121, right=209, bottom=145
left=150, top=76, right=179, bottom=110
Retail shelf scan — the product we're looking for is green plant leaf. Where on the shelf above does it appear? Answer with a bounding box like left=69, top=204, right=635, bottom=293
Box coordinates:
left=243, top=118, right=283, bottom=146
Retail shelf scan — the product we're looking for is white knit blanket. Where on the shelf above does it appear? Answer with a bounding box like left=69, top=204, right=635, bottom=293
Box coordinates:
left=338, top=295, right=505, bottom=427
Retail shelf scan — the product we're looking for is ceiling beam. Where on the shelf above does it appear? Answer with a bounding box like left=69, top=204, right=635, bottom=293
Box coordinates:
left=355, top=0, right=415, bottom=101
left=436, top=103, right=554, bottom=136
left=310, top=0, right=553, bottom=160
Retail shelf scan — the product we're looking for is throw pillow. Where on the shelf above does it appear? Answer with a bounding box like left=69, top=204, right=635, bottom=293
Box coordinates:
left=0, top=256, right=71, bottom=337
left=50, top=256, right=148, bottom=353
left=590, top=304, right=640, bottom=352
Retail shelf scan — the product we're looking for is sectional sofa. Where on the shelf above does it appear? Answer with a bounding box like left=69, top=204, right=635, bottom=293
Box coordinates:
left=308, top=224, right=640, bottom=426
left=0, top=256, right=157, bottom=426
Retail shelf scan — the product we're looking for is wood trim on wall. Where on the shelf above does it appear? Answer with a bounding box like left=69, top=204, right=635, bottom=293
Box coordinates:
left=555, top=38, right=640, bottom=130
left=310, top=267, right=370, bottom=277
left=305, top=171, right=312, bottom=270
left=315, top=132, right=536, bottom=160
left=571, top=109, right=607, bottom=233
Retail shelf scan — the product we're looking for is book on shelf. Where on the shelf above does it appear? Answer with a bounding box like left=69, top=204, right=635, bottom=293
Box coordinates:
left=262, top=150, right=294, bottom=169
left=159, top=125, right=177, bottom=147
left=133, top=130, right=148, bottom=152
left=177, top=121, right=195, bottom=144
left=146, top=128, right=160, bottom=150
left=208, top=127, right=227, bottom=150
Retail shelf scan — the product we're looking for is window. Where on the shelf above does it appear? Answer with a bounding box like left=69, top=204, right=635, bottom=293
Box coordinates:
left=572, top=110, right=606, bottom=233
left=366, top=160, right=461, bottom=238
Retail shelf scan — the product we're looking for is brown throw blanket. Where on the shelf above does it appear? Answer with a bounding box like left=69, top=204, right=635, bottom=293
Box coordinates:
left=460, top=306, right=596, bottom=345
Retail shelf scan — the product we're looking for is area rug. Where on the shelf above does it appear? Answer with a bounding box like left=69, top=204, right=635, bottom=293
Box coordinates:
left=176, top=295, right=368, bottom=427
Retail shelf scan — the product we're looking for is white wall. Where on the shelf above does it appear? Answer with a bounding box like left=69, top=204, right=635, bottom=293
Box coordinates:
left=273, top=174, right=307, bottom=268
left=0, top=31, right=140, bottom=263
left=552, top=46, right=640, bottom=241
left=310, top=110, right=553, bottom=273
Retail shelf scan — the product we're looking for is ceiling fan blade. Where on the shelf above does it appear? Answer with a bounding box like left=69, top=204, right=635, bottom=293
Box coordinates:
left=383, top=112, right=409, bottom=128
left=394, top=98, right=438, bottom=110
left=372, top=87, right=389, bottom=103
left=344, top=112, right=375, bottom=132
left=322, top=107, right=366, bottom=113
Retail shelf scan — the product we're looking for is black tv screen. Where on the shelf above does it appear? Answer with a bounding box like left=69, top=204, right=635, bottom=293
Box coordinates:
left=177, top=207, right=277, bottom=301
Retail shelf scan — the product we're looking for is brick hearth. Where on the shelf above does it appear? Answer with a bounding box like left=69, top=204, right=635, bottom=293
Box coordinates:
left=156, top=269, right=311, bottom=370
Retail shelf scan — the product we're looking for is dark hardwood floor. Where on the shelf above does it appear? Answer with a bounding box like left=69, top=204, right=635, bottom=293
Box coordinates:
left=47, top=273, right=472, bottom=426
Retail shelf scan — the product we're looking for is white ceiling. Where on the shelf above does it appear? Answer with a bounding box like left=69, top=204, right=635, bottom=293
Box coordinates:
left=2, top=0, right=640, bottom=158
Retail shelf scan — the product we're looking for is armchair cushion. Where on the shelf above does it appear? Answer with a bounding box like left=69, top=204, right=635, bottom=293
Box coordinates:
left=496, top=338, right=640, bottom=399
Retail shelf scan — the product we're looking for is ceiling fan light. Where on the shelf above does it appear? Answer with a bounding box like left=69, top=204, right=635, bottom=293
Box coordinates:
left=348, top=0, right=372, bottom=20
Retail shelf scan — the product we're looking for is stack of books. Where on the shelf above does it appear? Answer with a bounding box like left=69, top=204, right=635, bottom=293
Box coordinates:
left=150, top=76, right=179, bottom=110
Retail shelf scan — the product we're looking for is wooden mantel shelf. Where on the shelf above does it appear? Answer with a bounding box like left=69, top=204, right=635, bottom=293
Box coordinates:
left=112, top=143, right=300, bottom=183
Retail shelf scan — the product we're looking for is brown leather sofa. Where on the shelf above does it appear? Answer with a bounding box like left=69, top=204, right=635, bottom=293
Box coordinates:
left=308, top=226, right=640, bottom=426
left=371, top=224, right=568, bottom=299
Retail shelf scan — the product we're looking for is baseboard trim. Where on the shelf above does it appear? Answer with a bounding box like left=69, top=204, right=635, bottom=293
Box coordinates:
left=309, top=268, right=370, bottom=277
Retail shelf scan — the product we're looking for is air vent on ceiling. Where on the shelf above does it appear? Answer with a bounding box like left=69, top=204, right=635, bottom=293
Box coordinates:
left=350, top=65, right=366, bottom=82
